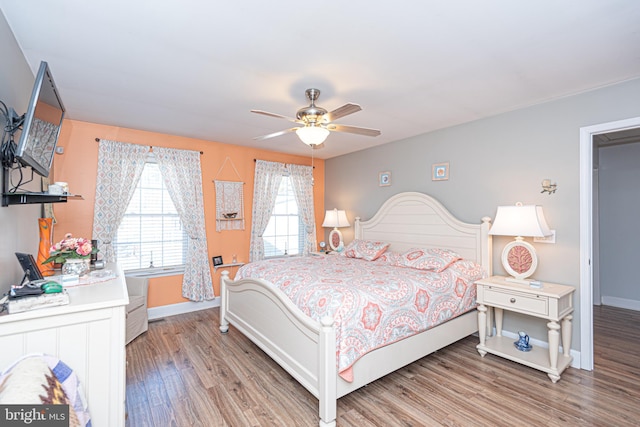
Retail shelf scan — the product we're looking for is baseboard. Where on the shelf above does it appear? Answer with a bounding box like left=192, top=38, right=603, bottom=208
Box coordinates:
left=600, top=296, right=640, bottom=312
left=148, top=297, right=220, bottom=320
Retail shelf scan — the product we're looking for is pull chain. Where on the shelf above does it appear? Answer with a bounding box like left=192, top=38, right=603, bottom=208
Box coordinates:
left=311, top=145, right=315, bottom=186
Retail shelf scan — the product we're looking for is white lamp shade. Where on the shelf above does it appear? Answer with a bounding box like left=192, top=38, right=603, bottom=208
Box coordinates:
left=322, top=209, right=350, bottom=228
left=296, top=126, right=330, bottom=146
left=489, top=204, right=552, bottom=238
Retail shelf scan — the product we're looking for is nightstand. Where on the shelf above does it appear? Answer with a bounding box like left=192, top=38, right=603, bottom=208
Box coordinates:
left=475, top=276, right=575, bottom=383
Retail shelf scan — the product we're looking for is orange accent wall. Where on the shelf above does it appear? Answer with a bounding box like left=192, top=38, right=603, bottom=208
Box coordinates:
left=52, top=119, right=325, bottom=308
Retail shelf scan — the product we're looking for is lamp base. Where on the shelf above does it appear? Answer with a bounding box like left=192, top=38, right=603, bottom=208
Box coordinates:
left=501, top=237, right=538, bottom=283
left=328, top=228, right=343, bottom=251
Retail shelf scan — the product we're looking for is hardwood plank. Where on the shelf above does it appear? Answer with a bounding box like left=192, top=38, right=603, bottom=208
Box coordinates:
left=125, top=305, right=640, bottom=426
left=125, top=381, right=154, bottom=427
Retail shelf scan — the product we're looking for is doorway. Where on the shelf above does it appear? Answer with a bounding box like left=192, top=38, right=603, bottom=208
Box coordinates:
left=579, top=116, right=640, bottom=370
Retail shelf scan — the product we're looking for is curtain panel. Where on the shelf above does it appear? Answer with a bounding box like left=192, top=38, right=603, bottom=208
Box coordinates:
left=154, top=147, right=214, bottom=301
left=249, top=160, right=316, bottom=261
left=288, top=164, right=317, bottom=256
left=92, top=140, right=149, bottom=262
left=249, top=160, right=286, bottom=262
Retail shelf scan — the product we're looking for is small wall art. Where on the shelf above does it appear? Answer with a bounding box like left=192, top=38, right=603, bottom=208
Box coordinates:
left=379, top=171, right=391, bottom=187
left=432, top=162, right=449, bottom=181
left=212, top=256, right=223, bottom=266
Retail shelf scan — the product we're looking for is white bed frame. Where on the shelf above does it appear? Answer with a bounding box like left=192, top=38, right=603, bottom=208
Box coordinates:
left=219, top=192, right=492, bottom=426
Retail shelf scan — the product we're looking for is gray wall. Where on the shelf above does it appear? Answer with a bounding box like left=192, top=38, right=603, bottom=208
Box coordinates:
left=0, top=11, right=41, bottom=293
left=325, top=77, right=640, bottom=349
left=598, top=142, right=640, bottom=304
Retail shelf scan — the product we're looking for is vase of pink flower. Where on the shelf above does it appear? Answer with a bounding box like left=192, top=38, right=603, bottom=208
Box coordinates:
left=43, top=233, right=96, bottom=276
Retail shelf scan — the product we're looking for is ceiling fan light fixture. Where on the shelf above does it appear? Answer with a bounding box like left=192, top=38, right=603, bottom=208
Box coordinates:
left=296, top=126, right=330, bottom=146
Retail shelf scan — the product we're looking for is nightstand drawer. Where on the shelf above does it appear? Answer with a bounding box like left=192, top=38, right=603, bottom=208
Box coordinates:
left=483, top=287, right=548, bottom=316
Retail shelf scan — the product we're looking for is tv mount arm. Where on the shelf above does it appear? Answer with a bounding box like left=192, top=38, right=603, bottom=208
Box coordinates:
left=1, top=101, right=24, bottom=166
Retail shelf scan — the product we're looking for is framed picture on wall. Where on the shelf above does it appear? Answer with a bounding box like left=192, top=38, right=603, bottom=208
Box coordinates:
left=379, top=171, right=391, bottom=186
left=212, top=256, right=224, bottom=266
left=432, top=162, right=449, bottom=181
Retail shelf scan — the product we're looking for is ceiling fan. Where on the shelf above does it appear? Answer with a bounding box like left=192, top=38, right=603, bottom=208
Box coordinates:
left=251, top=88, right=381, bottom=146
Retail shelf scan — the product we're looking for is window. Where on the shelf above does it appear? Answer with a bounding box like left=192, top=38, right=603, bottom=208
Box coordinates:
left=262, top=176, right=304, bottom=257
left=114, top=159, right=187, bottom=271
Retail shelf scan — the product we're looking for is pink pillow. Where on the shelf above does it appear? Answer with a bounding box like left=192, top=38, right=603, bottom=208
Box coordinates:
left=342, top=239, right=390, bottom=261
left=397, top=248, right=462, bottom=272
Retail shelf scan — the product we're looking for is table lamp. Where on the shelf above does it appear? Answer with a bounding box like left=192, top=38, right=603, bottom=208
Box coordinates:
left=322, top=208, right=350, bottom=251
left=489, top=203, right=552, bottom=284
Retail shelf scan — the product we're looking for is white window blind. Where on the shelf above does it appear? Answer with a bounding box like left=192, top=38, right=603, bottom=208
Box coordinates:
left=262, top=176, right=304, bottom=257
left=114, top=160, right=187, bottom=271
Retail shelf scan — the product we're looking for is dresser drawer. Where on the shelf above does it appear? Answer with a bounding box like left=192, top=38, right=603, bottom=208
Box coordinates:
left=483, top=287, right=548, bottom=316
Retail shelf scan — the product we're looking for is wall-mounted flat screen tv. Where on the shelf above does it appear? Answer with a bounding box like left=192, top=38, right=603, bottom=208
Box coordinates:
left=15, top=61, right=65, bottom=178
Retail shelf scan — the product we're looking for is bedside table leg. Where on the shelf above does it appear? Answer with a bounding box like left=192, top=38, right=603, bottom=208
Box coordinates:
left=487, top=307, right=494, bottom=337
left=547, top=320, right=560, bottom=371
left=477, top=304, right=487, bottom=357
left=494, top=307, right=503, bottom=337
left=561, top=315, right=573, bottom=357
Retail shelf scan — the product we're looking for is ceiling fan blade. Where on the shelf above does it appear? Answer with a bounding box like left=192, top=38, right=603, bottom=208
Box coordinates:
left=327, top=123, right=381, bottom=137
left=253, top=127, right=299, bottom=141
left=251, top=110, right=300, bottom=123
left=324, top=103, right=362, bottom=122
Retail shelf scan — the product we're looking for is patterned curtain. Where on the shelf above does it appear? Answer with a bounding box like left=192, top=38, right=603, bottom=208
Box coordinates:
left=288, top=164, right=316, bottom=256
left=92, top=140, right=149, bottom=262
left=249, top=160, right=286, bottom=262
left=154, top=147, right=214, bottom=301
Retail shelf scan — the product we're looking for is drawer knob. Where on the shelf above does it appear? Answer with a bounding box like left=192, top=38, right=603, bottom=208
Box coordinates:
left=510, top=298, right=516, bottom=303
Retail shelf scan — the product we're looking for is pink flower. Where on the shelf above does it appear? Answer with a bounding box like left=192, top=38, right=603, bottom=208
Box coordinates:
left=43, top=233, right=95, bottom=265
left=76, top=240, right=93, bottom=256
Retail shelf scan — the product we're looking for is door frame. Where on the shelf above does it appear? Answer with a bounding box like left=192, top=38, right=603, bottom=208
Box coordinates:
left=579, top=116, right=640, bottom=370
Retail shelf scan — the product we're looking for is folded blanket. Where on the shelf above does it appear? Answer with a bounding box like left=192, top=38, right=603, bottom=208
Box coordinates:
left=0, top=354, right=91, bottom=427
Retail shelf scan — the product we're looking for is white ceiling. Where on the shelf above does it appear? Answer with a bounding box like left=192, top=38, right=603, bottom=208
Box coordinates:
left=2, top=1, right=640, bottom=159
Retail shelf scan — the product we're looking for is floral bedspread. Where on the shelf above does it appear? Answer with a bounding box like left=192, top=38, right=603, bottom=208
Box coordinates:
left=235, top=254, right=486, bottom=381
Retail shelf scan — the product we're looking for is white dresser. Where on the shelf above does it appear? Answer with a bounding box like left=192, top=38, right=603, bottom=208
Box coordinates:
left=0, top=264, right=129, bottom=427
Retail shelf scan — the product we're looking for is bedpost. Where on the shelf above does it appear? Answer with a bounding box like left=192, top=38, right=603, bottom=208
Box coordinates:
left=219, top=271, right=229, bottom=333
left=481, top=216, right=493, bottom=276
left=318, top=316, right=337, bottom=427
left=354, top=216, right=361, bottom=240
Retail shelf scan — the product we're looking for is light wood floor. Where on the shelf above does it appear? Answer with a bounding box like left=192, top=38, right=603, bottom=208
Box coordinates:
left=125, top=305, right=640, bottom=426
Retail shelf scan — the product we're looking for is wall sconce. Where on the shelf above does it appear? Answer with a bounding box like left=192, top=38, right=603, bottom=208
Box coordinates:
left=541, top=179, right=557, bottom=195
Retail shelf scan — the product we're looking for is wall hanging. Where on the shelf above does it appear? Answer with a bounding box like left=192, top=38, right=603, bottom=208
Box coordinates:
left=379, top=171, right=391, bottom=186
left=214, top=157, right=245, bottom=231
left=432, top=162, right=449, bottom=181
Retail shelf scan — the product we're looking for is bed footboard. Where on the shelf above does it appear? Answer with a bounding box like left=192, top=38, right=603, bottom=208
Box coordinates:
left=220, top=271, right=338, bottom=427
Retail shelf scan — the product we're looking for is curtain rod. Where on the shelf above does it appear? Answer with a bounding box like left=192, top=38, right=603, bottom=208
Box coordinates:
left=95, top=138, right=203, bottom=155
left=253, top=158, right=314, bottom=168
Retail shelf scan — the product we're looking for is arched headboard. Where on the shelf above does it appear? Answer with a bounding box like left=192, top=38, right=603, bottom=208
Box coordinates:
left=354, top=192, right=493, bottom=275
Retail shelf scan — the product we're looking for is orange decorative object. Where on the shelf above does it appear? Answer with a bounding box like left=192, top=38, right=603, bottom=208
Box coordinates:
left=37, top=217, right=55, bottom=277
